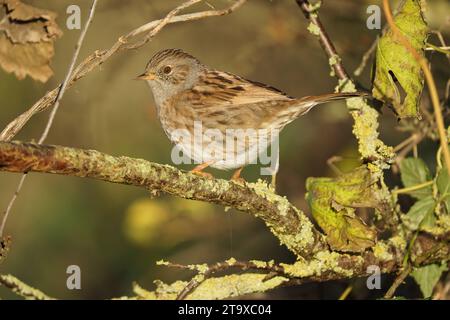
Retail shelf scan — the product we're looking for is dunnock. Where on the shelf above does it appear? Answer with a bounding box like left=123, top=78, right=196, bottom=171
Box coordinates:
left=137, top=49, right=366, bottom=180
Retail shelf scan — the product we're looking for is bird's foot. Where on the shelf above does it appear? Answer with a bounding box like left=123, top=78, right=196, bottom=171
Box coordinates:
left=190, top=162, right=214, bottom=179
left=230, top=167, right=246, bottom=184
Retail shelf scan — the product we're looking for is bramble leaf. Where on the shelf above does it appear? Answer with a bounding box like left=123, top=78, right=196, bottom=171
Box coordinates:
left=400, top=157, right=432, bottom=199
left=411, top=263, right=447, bottom=298
left=436, top=168, right=450, bottom=213
left=306, top=166, right=378, bottom=252
left=402, top=196, right=436, bottom=230
left=372, top=0, right=428, bottom=118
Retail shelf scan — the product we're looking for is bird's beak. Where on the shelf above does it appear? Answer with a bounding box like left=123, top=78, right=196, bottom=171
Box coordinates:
left=135, top=72, right=155, bottom=81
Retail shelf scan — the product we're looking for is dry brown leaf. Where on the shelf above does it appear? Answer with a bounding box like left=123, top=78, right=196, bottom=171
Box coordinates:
left=0, top=0, right=62, bottom=82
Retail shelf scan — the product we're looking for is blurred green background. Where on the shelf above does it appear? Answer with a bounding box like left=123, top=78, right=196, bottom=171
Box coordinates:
left=0, top=0, right=448, bottom=299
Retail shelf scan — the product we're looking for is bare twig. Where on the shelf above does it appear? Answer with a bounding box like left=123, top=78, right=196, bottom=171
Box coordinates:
left=338, top=284, right=353, bottom=300
left=123, top=0, right=202, bottom=50
left=295, top=0, right=349, bottom=81
left=0, top=0, right=247, bottom=142
left=353, top=24, right=390, bottom=77
left=39, top=0, right=99, bottom=144
left=0, top=0, right=99, bottom=238
left=429, top=29, right=450, bottom=65
left=384, top=265, right=411, bottom=299
left=392, top=181, right=433, bottom=195
left=353, top=37, right=378, bottom=77
left=0, top=174, right=26, bottom=238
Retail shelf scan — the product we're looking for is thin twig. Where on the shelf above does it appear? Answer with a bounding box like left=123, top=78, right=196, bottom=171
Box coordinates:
left=425, top=44, right=450, bottom=54
left=0, top=174, right=27, bottom=237
left=0, top=0, right=247, bottom=142
left=392, top=181, right=433, bottom=195
left=123, top=0, right=202, bottom=50
left=384, top=265, right=411, bottom=299
left=39, top=0, right=99, bottom=144
left=393, top=134, right=420, bottom=152
left=382, top=0, right=450, bottom=171
left=354, top=23, right=390, bottom=77
left=429, top=29, right=450, bottom=65
left=338, top=284, right=353, bottom=300
left=295, top=0, right=349, bottom=81
left=393, top=133, right=425, bottom=172
left=0, top=1, right=99, bottom=238
left=353, top=37, right=378, bottom=77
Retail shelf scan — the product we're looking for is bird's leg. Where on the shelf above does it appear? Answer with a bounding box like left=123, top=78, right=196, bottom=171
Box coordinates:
left=190, top=162, right=214, bottom=179
left=231, top=167, right=246, bottom=184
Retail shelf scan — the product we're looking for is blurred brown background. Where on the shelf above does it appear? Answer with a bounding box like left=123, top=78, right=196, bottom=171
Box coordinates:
left=0, top=0, right=449, bottom=299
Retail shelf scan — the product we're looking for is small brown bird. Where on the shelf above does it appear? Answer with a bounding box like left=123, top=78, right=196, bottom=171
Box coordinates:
left=137, top=49, right=366, bottom=180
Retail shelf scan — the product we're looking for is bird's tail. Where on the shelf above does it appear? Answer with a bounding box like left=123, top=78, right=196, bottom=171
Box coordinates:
left=271, top=91, right=370, bottom=129
left=298, top=91, right=369, bottom=104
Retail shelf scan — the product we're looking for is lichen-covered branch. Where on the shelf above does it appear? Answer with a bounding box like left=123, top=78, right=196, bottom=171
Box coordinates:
left=0, top=141, right=325, bottom=257
left=3, top=230, right=447, bottom=300
left=0, top=274, right=54, bottom=300
left=153, top=234, right=448, bottom=300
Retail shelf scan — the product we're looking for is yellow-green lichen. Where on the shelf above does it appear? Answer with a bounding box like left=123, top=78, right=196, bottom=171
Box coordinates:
left=437, top=215, right=450, bottom=229
left=328, top=55, right=340, bottom=77
left=247, top=179, right=317, bottom=254
left=389, top=234, right=407, bottom=251
left=373, top=241, right=394, bottom=261
left=307, top=0, right=322, bottom=12
left=225, top=257, right=237, bottom=265
left=132, top=282, right=156, bottom=300
left=250, top=259, right=275, bottom=268
left=189, top=273, right=288, bottom=300
left=248, top=179, right=291, bottom=217
left=189, top=263, right=209, bottom=274
left=156, top=259, right=169, bottom=266
left=307, top=22, right=320, bottom=36
left=281, top=251, right=355, bottom=278
left=277, top=213, right=315, bottom=250
left=338, top=80, right=394, bottom=163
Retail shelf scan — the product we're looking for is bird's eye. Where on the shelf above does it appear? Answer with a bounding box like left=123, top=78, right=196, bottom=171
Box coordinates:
left=162, top=66, right=172, bottom=74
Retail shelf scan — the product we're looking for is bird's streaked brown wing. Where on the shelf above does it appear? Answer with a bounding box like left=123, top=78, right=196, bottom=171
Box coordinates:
left=175, top=70, right=366, bottom=129
left=188, top=70, right=293, bottom=107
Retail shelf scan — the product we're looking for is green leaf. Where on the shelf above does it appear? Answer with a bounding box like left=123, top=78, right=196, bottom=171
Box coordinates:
left=411, top=264, right=447, bottom=298
left=436, top=168, right=450, bottom=213
left=306, top=166, right=378, bottom=252
left=402, top=196, right=436, bottom=230
left=372, top=0, right=428, bottom=118
left=399, top=157, right=432, bottom=199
